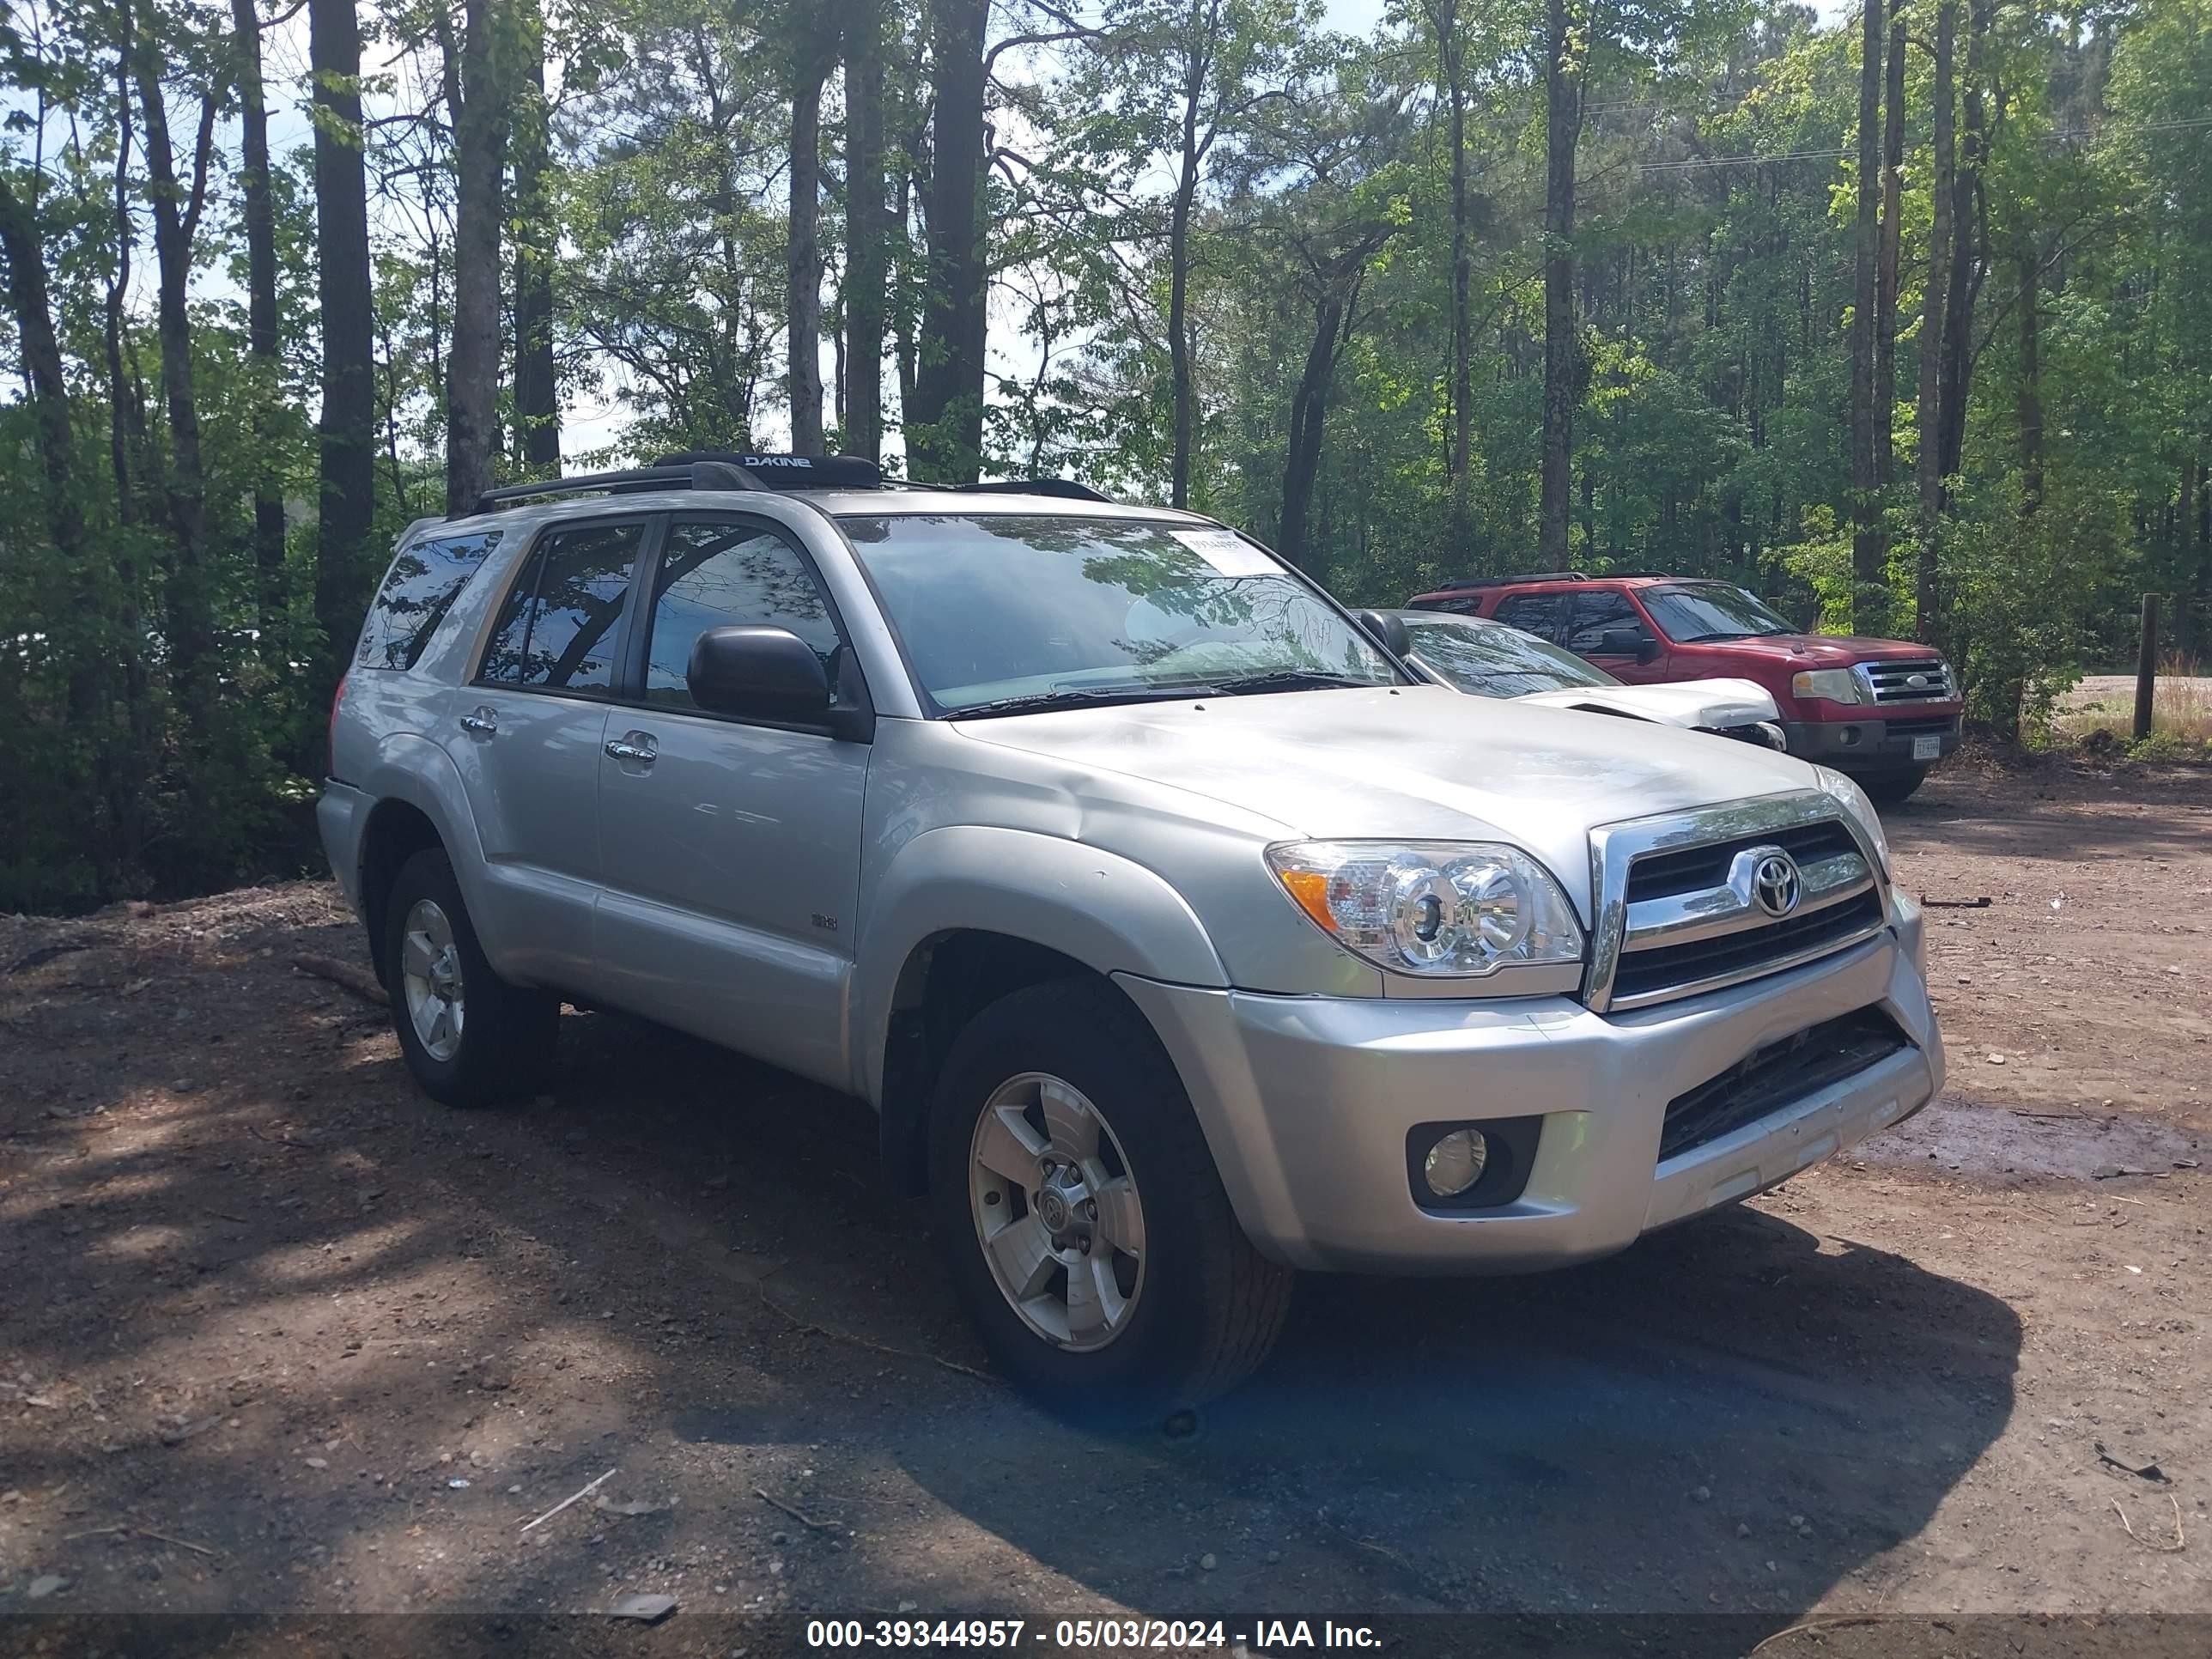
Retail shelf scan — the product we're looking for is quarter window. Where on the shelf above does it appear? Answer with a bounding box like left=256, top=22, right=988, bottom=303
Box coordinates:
left=478, top=520, right=644, bottom=692
left=642, top=520, right=842, bottom=709
left=357, top=530, right=501, bottom=671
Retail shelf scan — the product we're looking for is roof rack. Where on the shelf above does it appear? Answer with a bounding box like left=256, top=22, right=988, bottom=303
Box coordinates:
left=950, top=477, right=1113, bottom=502
left=655, top=451, right=886, bottom=490
left=469, top=452, right=888, bottom=517
left=1430, top=570, right=1589, bottom=592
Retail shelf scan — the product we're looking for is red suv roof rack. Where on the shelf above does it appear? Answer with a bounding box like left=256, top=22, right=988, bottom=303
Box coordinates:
left=1428, top=571, right=1589, bottom=592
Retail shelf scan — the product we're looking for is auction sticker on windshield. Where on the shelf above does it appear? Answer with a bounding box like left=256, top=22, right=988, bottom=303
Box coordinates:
left=1173, top=528, right=1279, bottom=578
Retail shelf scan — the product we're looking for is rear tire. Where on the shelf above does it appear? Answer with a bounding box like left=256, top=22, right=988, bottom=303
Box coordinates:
left=927, top=979, right=1293, bottom=1422
left=1860, top=767, right=1929, bottom=805
left=384, top=848, right=558, bottom=1108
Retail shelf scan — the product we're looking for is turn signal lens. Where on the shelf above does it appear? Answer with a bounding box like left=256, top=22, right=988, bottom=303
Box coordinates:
left=1791, top=668, right=1866, bottom=704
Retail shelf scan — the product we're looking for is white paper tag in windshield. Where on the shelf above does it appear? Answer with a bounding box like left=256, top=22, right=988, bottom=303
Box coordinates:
left=1172, top=528, right=1279, bottom=578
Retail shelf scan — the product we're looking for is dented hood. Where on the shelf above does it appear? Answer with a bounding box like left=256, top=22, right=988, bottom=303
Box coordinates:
left=1514, top=676, right=1779, bottom=729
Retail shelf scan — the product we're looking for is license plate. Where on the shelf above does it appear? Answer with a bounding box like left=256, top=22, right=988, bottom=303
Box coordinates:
left=1911, top=734, right=1942, bottom=761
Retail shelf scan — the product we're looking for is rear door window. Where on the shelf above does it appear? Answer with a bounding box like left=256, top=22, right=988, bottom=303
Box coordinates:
left=478, top=520, right=646, bottom=694
left=1492, top=592, right=1570, bottom=642
left=1565, top=592, right=1653, bottom=653
left=357, top=530, right=501, bottom=670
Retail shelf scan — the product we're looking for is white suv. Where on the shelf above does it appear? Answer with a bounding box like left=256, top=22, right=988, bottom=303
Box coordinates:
left=320, top=453, right=1944, bottom=1415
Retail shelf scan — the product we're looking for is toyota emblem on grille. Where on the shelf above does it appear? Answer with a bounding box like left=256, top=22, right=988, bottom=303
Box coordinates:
left=1752, top=853, right=1802, bottom=917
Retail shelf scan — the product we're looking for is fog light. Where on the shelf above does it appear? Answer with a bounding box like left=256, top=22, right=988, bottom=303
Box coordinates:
left=1423, top=1129, right=1488, bottom=1198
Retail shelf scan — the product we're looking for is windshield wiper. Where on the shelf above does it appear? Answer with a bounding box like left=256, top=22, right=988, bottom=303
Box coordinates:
left=1203, top=669, right=1386, bottom=696
left=947, top=686, right=1212, bottom=720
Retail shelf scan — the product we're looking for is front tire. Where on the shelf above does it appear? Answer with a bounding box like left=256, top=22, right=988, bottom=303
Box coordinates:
left=384, top=848, right=557, bottom=1107
left=927, top=980, right=1293, bottom=1421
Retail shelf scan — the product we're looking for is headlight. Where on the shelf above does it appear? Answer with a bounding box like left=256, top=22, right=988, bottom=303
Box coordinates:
left=1266, top=841, right=1585, bottom=978
left=1791, top=668, right=1867, bottom=704
left=1814, top=767, right=1891, bottom=873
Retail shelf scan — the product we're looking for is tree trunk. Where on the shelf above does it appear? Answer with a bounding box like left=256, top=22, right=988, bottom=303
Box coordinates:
left=1279, top=288, right=1349, bottom=574
left=1914, top=0, right=1956, bottom=642
left=0, top=179, right=86, bottom=568
left=1168, top=161, right=1199, bottom=508
left=910, top=0, right=988, bottom=481
left=131, top=24, right=219, bottom=751
left=1936, top=0, right=1990, bottom=483
left=94, top=38, right=147, bottom=527
left=1431, top=0, right=1471, bottom=558
left=512, top=1, right=561, bottom=476
left=312, top=0, right=376, bottom=701
left=2016, top=249, right=2042, bottom=514
left=230, top=0, right=288, bottom=635
left=1538, top=0, right=1580, bottom=567
left=445, top=0, right=510, bottom=518
left=1849, top=0, right=1886, bottom=635
left=787, top=45, right=828, bottom=453
left=1875, top=2, right=1905, bottom=488
left=842, top=0, right=886, bottom=464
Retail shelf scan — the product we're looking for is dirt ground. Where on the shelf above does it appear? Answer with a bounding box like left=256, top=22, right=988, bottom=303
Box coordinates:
left=2, top=757, right=2208, bottom=1655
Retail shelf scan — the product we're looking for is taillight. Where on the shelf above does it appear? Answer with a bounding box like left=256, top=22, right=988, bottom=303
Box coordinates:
left=328, top=672, right=349, bottom=779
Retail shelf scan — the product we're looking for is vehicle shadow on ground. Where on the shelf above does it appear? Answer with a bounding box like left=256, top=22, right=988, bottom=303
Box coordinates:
left=841, top=1208, right=2020, bottom=1621
left=556, top=1016, right=2022, bottom=1624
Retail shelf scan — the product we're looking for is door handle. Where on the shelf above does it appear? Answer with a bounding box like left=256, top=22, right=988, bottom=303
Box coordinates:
left=459, top=710, right=498, bottom=736
left=605, top=736, right=656, bottom=764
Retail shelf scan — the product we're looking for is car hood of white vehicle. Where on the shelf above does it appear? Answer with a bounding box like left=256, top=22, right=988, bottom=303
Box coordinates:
left=954, top=683, right=1815, bottom=918
left=1512, top=676, right=1779, bottom=729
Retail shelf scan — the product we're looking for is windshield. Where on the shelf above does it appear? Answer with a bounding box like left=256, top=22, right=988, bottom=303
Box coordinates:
left=836, top=514, right=1401, bottom=714
left=1403, top=616, right=1618, bottom=696
left=1642, top=583, right=1796, bottom=642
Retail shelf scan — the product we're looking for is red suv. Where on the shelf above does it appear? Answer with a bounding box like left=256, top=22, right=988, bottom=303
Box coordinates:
left=1405, top=573, right=1961, bottom=802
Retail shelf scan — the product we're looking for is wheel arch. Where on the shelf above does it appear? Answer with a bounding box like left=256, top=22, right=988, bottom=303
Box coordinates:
left=858, top=829, right=1230, bottom=1197
left=352, top=738, right=488, bottom=986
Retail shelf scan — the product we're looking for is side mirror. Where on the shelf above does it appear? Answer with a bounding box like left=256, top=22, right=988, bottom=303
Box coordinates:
left=687, top=624, right=831, bottom=724
left=1353, top=609, right=1412, bottom=658
left=1596, top=628, right=1659, bottom=663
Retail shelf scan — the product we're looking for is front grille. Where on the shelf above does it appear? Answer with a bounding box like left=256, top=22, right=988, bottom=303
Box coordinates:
left=1625, top=820, right=1858, bottom=906
left=1659, top=1007, right=1909, bottom=1163
left=1882, top=714, right=1958, bottom=738
left=1863, top=659, right=1954, bottom=703
left=1611, top=890, right=1884, bottom=1005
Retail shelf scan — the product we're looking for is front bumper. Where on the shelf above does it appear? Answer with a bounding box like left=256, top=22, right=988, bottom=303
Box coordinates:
left=1780, top=714, right=1961, bottom=770
left=1116, top=897, right=1942, bottom=1273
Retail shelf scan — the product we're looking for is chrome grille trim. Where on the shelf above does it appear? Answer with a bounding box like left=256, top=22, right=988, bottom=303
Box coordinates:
left=1583, top=792, right=1892, bottom=1015
left=1856, top=658, right=1955, bottom=703
left=1620, top=849, right=1873, bottom=954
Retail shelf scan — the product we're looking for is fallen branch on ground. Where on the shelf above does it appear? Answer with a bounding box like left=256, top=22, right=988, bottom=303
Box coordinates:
left=752, top=1284, right=994, bottom=1384
left=7, top=939, right=93, bottom=975
left=755, top=1486, right=841, bottom=1532
left=290, top=953, right=387, bottom=1006
left=1748, top=1618, right=1890, bottom=1655
left=520, top=1468, right=617, bottom=1533
left=62, top=1522, right=220, bottom=1557
left=2112, top=1495, right=2186, bottom=1553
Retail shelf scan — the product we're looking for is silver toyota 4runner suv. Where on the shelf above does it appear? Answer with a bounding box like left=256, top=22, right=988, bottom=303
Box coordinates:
left=320, top=453, right=1944, bottom=1414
